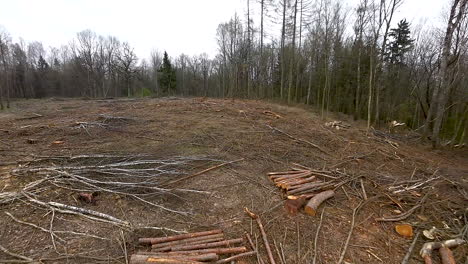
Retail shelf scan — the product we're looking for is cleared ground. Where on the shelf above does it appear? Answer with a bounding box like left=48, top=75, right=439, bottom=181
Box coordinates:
left=0, top=97, right=467, bottom=263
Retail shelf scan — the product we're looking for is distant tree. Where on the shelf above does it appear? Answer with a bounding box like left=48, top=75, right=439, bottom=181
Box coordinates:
left=385, top=19, right=414, bottom=64
left=158, top=51, right=176, bottom=94
left=34, top=55, right=50, bottom=97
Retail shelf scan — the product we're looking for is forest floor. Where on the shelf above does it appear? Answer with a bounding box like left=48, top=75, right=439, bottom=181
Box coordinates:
left=0, top=97, right=467, bottom=264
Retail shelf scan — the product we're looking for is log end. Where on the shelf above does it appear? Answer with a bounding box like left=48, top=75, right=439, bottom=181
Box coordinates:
left=304, top=206, right=317, bottom=216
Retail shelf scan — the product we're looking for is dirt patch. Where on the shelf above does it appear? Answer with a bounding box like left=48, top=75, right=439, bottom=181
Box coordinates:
left=0, top=97, right=467, bottom=263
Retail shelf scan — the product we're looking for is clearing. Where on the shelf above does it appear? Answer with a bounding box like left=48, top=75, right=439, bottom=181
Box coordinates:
left=0, top=97, right=467, bottom=264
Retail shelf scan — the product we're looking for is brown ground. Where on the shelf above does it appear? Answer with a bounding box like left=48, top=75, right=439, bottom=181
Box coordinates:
left=0, top=97, right=467, bottom=264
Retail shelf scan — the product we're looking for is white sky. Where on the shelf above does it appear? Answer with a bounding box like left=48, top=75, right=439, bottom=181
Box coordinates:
left=0, top=0, right=446, bottom=60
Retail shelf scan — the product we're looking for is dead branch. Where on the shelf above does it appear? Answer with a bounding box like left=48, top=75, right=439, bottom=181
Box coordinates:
left=312, top=208, right=325, bottom=264
left=25, top=194, right=130, bottom=227
left=244, top=207, right=276, bottom=264
left=337, top=201, right=364, bottom=264
left=376, top=193, right=429, bottom=222
left=0, top=243, right=33, bottom=262
left=304, top=190, right=335, bottom=216
left=245, top=233, right=265, bottom=264
left=215, top=251, right=257, bottom=263
left=163, top=158, right=244, bottom=186
left=401, top=231, right=420, bottom=264
left=263, top=111, right=282, bottom=119
left=266, top=124, right=330, bottom=155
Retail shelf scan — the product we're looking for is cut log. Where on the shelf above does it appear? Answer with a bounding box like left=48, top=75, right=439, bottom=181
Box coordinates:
left=284, top=196, right=308, bottom=216
left=284, top=176, right=317, bottom=190
left=420, top=238, right=466, bottom=264
left=170, top=246, right=247, bottom=255
left=152, top=234, right=224, bottom=250
left=273, top=171, right=312, bottom=183
left=439, top=247, right=455, bottom=264
left=287, top=194, right=315, bottom=200
left=304, top=190, right=335, bottom=216
left=139, top=230, right=223, bottom=245
left=130, top=255, right=204, bottom=264
left=132, top=253, right=219, bottom=262
left=170, top=238, right=243, bottom=251
left=287, top=182, right=328, bottom=195
left=215, top=251, right=257, bottom=263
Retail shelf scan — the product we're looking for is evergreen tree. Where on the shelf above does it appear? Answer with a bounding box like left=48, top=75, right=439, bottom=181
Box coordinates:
left=385, top=19, right=414, bottom=64
left=158, top=51, right=176, bottom=94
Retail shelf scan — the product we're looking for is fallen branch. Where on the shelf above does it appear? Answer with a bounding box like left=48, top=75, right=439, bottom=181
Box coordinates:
left=401, top=231, right=420, bottom=264
left=163, top=158, right=244, bottom=186
left=25, top=194, right=130, bottom=227
left=245, top=233, right=265, bottom=264
left=337, top=201, right=364, bottom=264
left=215, top=251, right=257, bottom=263
left=312, top=208, right=325, bottom=264
left=0, top=243, right=33, bottom=262
left=244, top=207, right=276, bottom=264
left=266, top=125, right=329, bottom=155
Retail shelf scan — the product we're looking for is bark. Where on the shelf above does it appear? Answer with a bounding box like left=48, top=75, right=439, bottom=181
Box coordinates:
left=304, top=190, right=335, bottom=216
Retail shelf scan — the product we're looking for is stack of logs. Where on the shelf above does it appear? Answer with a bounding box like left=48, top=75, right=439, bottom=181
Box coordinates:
left=268, top=167, right=337, bottom=216
left=132, top=229, right=256, bottom=263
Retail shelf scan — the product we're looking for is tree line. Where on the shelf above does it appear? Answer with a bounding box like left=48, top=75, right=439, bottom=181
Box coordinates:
left=0, top=0, right=467, bottom=147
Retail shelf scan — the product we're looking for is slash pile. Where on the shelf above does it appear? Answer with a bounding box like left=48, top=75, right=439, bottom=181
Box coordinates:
left=133, top=229, right=256, bottom=263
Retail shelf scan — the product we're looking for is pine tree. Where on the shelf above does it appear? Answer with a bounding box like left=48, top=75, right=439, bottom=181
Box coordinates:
left=385, top=19, right=414, bottom=64
left=158, top=51, right=176, bottom=94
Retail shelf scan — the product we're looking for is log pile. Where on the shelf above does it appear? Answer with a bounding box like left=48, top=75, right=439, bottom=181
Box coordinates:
left=132, top=229, right=256, bottom=263
left=268, top=166, right=343, bottom=216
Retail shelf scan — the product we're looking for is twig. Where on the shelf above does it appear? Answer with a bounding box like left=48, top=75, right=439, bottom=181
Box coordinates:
left=401, top=231, right=420, bottom=264
left=313, top=208, right=325, bottom=264
left=0, top=244, right=33, bottom=262
left=360, top=178, right=368, bottom=200
left=49, top=209, right=58, bottom=252
left=245, top=233, right=265, bottom=264
left=120, top=230, right=129, bottom=264
left=164, top=158, right=244, bottom=186
left=376, top=193, right=428, bottom=222
left=266, top=125, right=329, bottom=155
left=5, top=212, right=65, bottom=243
left=245, top=207, right=276, bottom=264
left=337, top=201, right=364, bottom=264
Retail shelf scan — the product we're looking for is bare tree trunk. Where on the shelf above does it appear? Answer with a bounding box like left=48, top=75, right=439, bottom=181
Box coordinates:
left=431, top=0, right=467, bottom=147
left=294, top=0, right=303, bottom=102
left=259, top=0, right=265, bottom=98
left=247, top=0, right=251, bottom=98
left=288, top=0, right=298, bottom=104
left=280, top=0, right=287, bottom=99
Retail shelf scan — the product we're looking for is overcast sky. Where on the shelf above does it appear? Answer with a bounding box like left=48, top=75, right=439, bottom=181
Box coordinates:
left=0, top=0, right=447, bottom=60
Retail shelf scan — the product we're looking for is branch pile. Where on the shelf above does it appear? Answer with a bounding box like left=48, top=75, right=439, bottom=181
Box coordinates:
left=133, top=229, right=256, bottom=263
left=5, top=155, right=222, bottom=215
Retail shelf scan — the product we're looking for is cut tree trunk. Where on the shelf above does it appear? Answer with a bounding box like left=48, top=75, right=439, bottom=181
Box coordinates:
left=130, top=255, right=204, bottom=264
left=304, top=190, right=335, bottom=216
left=439, top=247, right=456, bottom=264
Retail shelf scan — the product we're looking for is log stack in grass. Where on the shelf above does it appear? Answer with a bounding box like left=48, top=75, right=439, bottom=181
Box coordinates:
left=132, top=229, right=256, bottom=263
left=268, top=167, right=338, bottom=216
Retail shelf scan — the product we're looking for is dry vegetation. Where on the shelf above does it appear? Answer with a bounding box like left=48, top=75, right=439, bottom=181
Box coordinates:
left=0, top=97, right=467, bottom=264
